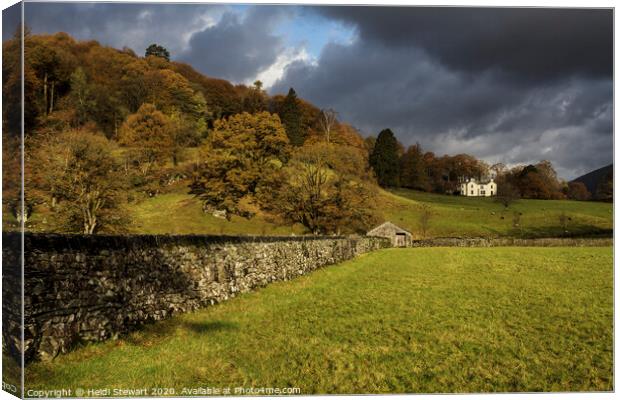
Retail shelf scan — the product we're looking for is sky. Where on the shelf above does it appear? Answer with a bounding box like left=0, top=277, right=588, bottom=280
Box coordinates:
left=4, top=2, right=614, bottom=179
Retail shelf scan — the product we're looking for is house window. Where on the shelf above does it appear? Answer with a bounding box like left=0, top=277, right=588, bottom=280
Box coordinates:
left=481, top=190, right=485, bottom=195
left=490, top=191, right=494, bottom=195
left=470, top=191, right=474, bottom=195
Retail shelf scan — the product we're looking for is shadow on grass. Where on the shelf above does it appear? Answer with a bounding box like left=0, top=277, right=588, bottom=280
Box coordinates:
left=124, top=318, right=238, bottom=347
left=182, top=320, right=238, bottom=334
left=508, top=224, right=613, bottom=239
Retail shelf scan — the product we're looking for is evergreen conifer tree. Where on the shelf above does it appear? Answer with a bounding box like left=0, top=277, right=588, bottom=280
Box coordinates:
left=370, top=128, right=400, bottom=187
left=278, top=88, right=305, bottom=146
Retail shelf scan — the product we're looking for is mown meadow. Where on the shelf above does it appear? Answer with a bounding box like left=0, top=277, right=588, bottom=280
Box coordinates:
left=24, top=247, right=613, bottom=394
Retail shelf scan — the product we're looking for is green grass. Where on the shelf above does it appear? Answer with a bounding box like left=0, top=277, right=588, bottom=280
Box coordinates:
left=126, top=187, right=613, bottom=238
left=14, top=184, right=613, bottom=238
left=129, top=192, right=305, bottom=236
left=25, top=247, right=612, bottom=394
left=382, top=189, right=613, bottom=239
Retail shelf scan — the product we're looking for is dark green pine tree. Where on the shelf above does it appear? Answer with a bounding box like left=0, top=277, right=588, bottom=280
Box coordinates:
left=370, top=128, right=400, bottom=187
left=279, top=88, right=305, bottom=146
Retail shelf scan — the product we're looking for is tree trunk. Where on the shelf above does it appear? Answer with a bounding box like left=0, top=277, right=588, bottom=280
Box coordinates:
left=49, top=81, right=55, bottom=113
left=43, top=72, right=48, bottom=114
left=84, top=212, right=97, bottom=234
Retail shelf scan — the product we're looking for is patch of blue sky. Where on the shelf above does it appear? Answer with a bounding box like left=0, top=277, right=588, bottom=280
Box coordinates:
left=272, top=7, right=357, bottom=58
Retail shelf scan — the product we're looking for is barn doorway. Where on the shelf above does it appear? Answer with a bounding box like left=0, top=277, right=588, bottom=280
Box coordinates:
left=395, top=233, right=407, bottom=247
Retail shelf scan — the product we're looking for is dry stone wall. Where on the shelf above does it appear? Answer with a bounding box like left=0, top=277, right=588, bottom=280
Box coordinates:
left=2, top=233, right=390, bottom=363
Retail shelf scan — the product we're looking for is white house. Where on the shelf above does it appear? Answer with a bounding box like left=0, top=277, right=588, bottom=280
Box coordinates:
left=460, top=178, right=497, bottom=197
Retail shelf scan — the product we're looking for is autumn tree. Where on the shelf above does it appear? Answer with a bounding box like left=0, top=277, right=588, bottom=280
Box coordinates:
left=519, top=168, right=552, bottom=199
left=171, top=61, right=243, bottom=121
left=68, top=67, right=96, bottom=126
left=3, top=28, right=42, bottom=134
left=145, top=43, right=170, bottom=61
left=277, top=88, right=305, bottom=146
left=494, top=181, right=520, bottom=208
left=120, top=59, right=151, bottom=113
left=294, top=142, right=373, bottom=183
left=190, top=112, right=290, bottom=218
left=370, top=129, right=400, bottom=187
left=502, top=161, right=564, bottom=200
left=1, top=132, right=35, bottom=225
left=595, top=171, right=613, bottom=202
left=364, top=136, right=376, bottom=156
left=400, top=143, right=430, bottom=191
left=34, top=129, right=128, bottom=234
left=168, top=111, right=205, bottom=165
left=117, top=103, right=174, bottom=175
left=27, top=35, right=76, bottom=116
left=566, top=181, right=591, bottom=201
left=264, top=146, right=379, bottom=234
left=241, top=80, right=268, bottom=114
left=490, top=162, right=506, bottom=178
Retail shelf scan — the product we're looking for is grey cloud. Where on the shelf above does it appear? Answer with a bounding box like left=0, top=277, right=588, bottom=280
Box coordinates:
left=20, top=3, right=227, bottom=58
left=272, top=36, right=612, bottom=179
left=18, top=3, right=288, bottom=81
left=314, top=7, right=613, bottom=83
left=178, top=6, right=291, bottom=81
left=5, top=3, right=612, bottom=179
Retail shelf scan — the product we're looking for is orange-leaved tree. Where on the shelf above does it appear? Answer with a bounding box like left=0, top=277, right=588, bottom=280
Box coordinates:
left=190, top=112, right=290, bottom=219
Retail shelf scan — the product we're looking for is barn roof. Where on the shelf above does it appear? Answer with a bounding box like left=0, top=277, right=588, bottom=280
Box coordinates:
left=367, top=221, right=412, bottom=236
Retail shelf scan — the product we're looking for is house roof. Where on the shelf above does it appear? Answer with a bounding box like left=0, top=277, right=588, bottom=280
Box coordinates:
left=464, top=178, right=495, bottom=185
left=367, top=221, right=412, bottom=236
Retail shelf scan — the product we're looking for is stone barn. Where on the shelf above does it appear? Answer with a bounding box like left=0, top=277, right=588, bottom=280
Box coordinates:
left=367, top=222, right=412, bottom=247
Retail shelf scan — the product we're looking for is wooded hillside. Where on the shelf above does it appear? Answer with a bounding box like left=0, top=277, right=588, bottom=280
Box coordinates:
left=3, top=30, right=604, bottom=235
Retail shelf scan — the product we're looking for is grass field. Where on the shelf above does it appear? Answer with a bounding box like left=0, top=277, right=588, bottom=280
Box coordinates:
left=129, top=192, right=305, bottom=236
left=125, top=186, right=612, bottom=238
left=126, top=187, right=613, bottom=238
left=14, top=181, right=612, bottom=238
left=25, top=247, right=613, bottom=394
left=383, top=189, right=612, bottom=239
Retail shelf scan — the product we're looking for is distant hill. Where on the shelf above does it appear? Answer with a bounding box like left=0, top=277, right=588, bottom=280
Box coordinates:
left=571, top=164, right=613, bottom=195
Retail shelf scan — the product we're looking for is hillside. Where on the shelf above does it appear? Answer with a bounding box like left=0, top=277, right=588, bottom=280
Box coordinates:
left=383, top=189, right=612, bottom=238
left=129, top=186, right=612, bottom=239
left=571, top=164, right=613, bottom=195
left=3, top=32, right=612, bottom=238
left=16, top=184, right=609, bottom=239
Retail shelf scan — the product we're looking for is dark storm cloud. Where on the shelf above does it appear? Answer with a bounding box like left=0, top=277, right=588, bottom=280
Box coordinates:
left=18, top=3, right=227, bottom=58
left=315, top=7, right=613, bottom=82
left=179, top=6, right=289, bottom=81
left=272, top=25, right=612, bottom=179
left=17, top=3, right=288, bottom=82
left=4, top=3, right=613, bottom=179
